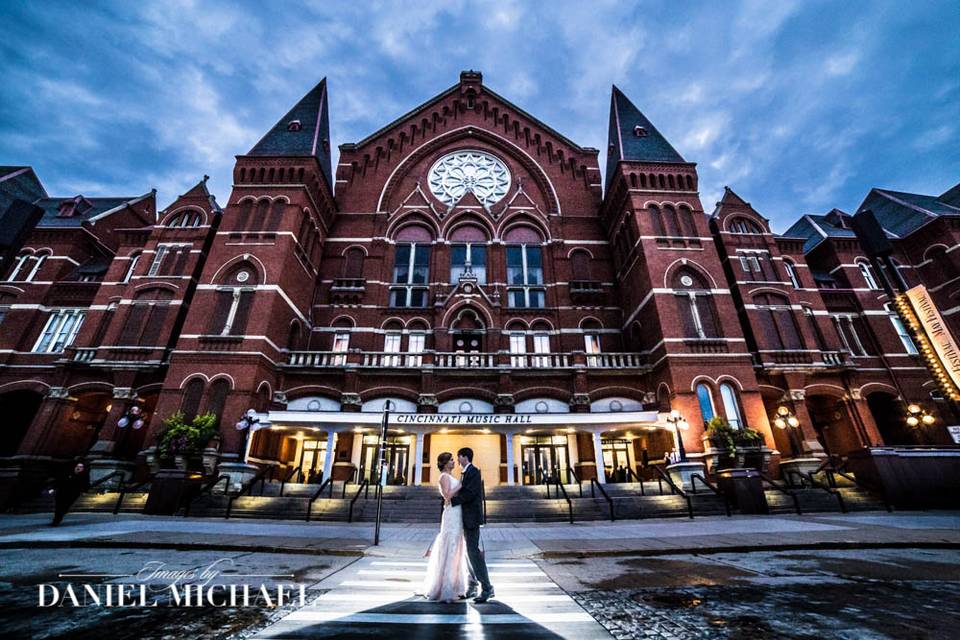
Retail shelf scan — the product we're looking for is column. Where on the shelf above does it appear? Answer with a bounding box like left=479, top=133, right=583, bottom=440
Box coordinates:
left=321, top=430, right=337, bottom=482
left=414, top=432, right=425, bottom=486
left=592, top=431, right=606, bottom=484
left=505, top=432, right=515, bottom=485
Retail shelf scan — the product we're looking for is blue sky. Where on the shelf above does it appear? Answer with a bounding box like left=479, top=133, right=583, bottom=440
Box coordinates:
left=1, top=0, right=957, bottom=231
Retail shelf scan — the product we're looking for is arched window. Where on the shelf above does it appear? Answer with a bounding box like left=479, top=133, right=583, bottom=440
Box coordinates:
left=803, top=307, right=827, bottom=350
left=331, top=319, right=352, bottom=365
left=857, top=261, right=880, bottom=290
left=662, top=205, right=681, bottom=237
left=7, top=252, right=48, bottom=282
left=885, top=303, right=918, bottom=355
left=208, top=263, right=259, bottom=336
left=180, top=378, right=205, bottom=420
left=672, top=268, right=719, bottom=339
left=753, top=293, right=803, bottom=350
left=648, top=205, right=665, bottom=236
left=286, top=321, right=301, bottom=352
left=783, top=259, right=801, bottom=288
left=508, top=321, right=528, bottom=368
left=678, top=205, right=697, bottom=237
left=390, top=225, right=432, bottom=308
left=122, top=253, right=141, bottom=283
left=531, top=321, right=552, bottom=368
left=204, top=379, right=231, bottom=426
left=406, top=321, right=428, bottom=367
left=582, top=319, right=602, bottom=366
left=342, top=248, right=365, bottom=279
left=696, top=383, right=715, bottom=424
left=729, top=217, right=762, bottom=234
left=505, top=226, right=545, bottom=309
left=119, top=288, right=174, bottom=346
left=383, top=321, right=403, bottom=366
left=449, top=224, right=488, bottom=284
left=719, top=383, right=742, bottom=428
left=570, top=250, right=591, bottom=282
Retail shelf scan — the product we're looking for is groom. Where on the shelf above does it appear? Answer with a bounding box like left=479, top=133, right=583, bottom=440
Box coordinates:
left=450, top=447, right=495, bottom=603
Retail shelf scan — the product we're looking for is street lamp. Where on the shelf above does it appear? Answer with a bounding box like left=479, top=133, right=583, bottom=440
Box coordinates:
left=772, top=405, right=803, bottom=457
left=666, top=409, right=689, bottom=462
left=117, top=404, right=146, bottom=430
left=235, top=409, right=260, bottom=462
left=905, top=403, right=936, bottom=428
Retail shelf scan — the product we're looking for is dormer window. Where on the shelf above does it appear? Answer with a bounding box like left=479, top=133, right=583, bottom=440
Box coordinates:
left=633, top=125, right=648, bottom=137
left=287, top=120, right=302, bottom=132
left=57, top=196, right=93, bottom=218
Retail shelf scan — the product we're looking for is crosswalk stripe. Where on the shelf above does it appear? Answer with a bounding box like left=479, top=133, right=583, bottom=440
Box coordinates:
left=358, top=569, right=544, bottom=578
left=316, top=592, right=575, bottom=603
left=339, top=579, right=559, bottom=589
left=283, top=611, right=596, bottom=624
left=369, top=561, right=536, bottom=569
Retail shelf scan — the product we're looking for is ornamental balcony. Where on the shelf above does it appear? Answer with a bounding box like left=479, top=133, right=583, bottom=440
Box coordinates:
left=69, top=345, right=168, bottom=367
left=329, top=278, right=366, bottom=304
left=285, top=350, right=648, bottom=371
left=568, top=280, right=606, bottom=303
left=752, top=349, right=851, bottom=370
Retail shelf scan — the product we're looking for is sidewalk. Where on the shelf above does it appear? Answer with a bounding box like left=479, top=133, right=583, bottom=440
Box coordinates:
left=2, top=510, right=959, bottom=558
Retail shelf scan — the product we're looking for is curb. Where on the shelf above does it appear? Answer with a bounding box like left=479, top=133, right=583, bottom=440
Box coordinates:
left=0, top=539, right=365, bottom=557
left=538, top=540, right=960, bottom=558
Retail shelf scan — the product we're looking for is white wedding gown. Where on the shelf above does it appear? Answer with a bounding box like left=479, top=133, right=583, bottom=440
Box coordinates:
left=420, top=472, right=469, bottom=601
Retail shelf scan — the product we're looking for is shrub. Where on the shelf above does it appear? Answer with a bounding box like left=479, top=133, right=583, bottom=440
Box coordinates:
left=156, top=412, right=219, bottom=461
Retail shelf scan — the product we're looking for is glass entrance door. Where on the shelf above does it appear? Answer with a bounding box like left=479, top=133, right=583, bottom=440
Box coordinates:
left=602, top=439, right=632, bottom=482
left=359, top=436, right=411, bottom=485
left=520, top=436, right=570, bottom=484
left=296, top=439, right=327, bottom=483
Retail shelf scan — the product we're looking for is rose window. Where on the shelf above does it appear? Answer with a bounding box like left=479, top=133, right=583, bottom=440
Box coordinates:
left=427, top=150, right=511, bottom=206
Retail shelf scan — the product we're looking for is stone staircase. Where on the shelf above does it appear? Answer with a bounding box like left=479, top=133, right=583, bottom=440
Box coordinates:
left=12, top=477, right=888, bottom=522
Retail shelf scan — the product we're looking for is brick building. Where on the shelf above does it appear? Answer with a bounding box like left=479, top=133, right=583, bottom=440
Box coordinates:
left=0, top=72, right=956, bottom=504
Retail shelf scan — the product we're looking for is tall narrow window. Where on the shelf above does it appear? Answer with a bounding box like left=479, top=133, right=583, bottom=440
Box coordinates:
left=208, top=266, right=257, bottom=336
left=858, top=261, right=880, bottom=290
left=509, top=333, right=527, bottom=368
left=570, top=251, right=591, bottom=282
left=5, top=254, right=29, bottom=281
left=719, top=383, right=742, bottom=428
left=532, top=332, right=551, bottom=368
left=180, top=378, right=205, bottom=421
left=342, top=248, right=364, bottom=279
left=122, top=254, right=141, bottom=283
left=383, top=331, right=402, bottom=366
left=406, top=332, right=426, bottom=367
left=886, top=304, right=918, bottom=354
left=331, top=331, right=350, bottom=365
left=32, top=309, right=85, bottom=353
left=24, top=253, right=47, bottom=282
left=148, top=245, right=169, bottom=276
left=390, top=243, right=431, bottom=307
left=784, top=260, right=801, bottom=288
left=450, top=243, right=486, bottom=283
left=696, top=383, right=715, bottom=423
left=674, top=269, right=718, bottom=339
left=506, top=244, right=545, bottom=308
left=584, top=333, right=601, bottom=366
left=803, top=307, right=827, bottom=350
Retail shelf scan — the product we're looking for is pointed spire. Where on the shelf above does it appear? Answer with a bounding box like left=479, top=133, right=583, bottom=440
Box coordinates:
left=606, top=86, right=684, bottom=188
left=248, top=78, right=332, bottom=187
left=719, top=186, right=750, bottom=207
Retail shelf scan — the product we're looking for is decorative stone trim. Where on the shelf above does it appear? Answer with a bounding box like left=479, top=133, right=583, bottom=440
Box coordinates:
left=788, top=389, right=806, bottom=401
left=495, top=394, right=514, bottom=407
left=341, top=393, right=362, bottom=407
left=112, top=387, right=138, bottom=400
left=417, top=394, right=439, bottom=407
left=272, top=391, right=288, bottom=406
left=569, top=393, right=591, bottom=408
left=47, top=387, right=70, bottom=400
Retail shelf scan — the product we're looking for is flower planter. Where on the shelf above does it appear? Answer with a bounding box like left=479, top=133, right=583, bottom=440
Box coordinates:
left=202, top=447, right=220, bottom=477
left=666, top=461, right=707, bottom=491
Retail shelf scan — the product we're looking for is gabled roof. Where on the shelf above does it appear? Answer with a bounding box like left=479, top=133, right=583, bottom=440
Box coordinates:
left=35, top=194, right=147, bottom=228
left=247, top=78, right=332, bottom=188
left=0, top=166, right=47, bottom=218
left=783, top=211, right=857, bottom=254
left=856, top=187, right=960, bottom=237
left=606, top=86, right=685, bottom=188
left=718, top=186, right=750, bottom=208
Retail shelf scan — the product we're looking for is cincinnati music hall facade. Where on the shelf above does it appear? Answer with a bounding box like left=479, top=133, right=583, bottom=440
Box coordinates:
left=1, top=71, right=958, bottom=500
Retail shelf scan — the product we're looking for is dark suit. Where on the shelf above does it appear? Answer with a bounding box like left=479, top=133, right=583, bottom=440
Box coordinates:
left=451, top=463, right=492, bottom=593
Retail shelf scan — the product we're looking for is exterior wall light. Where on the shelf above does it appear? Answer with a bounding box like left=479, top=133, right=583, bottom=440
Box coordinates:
left=666, top=409, right=689, bottom=461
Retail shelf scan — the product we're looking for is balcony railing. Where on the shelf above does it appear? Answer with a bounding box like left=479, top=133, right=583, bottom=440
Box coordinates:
left=754, top=350, right=851, bottom=368
left=285, top=350, right=647, bottom=371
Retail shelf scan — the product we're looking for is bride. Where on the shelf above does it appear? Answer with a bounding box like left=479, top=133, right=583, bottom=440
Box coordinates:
left=420, top=452, right=469, bottom=602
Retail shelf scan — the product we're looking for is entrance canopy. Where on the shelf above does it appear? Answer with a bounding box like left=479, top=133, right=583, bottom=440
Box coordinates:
left=256, top=410, right=661, bottom=434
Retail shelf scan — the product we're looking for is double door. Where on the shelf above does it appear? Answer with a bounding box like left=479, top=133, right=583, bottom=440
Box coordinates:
left=602, top=439, right=632, bottom=482
left=360, top=439, right=410, bottom=485
left=297, top=440, right=328, bottom=483
left=521, top=438, right=570, bottom=484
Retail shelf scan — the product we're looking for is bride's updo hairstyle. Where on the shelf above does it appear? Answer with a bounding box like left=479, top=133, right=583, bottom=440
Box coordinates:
left=436, top=451, right=453, bottom=471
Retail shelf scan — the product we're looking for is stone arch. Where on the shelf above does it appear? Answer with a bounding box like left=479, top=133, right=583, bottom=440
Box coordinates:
left=663, top=258, right=719, bottom=289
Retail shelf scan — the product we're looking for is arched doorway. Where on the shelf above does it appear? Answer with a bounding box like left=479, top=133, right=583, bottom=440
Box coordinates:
left=866, top=392, right=915, bottom=445
left=806, top=394, right=861, bottom=456
left=0, top=390, right=44, bottom=456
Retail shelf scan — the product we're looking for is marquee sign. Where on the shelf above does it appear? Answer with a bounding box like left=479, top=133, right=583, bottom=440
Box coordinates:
left=897, top=285, right=960, bottom=401
left=261, top=409, right=660, bottom=430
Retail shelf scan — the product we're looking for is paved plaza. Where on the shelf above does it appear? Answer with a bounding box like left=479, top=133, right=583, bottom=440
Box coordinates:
left=1, top=511, right=958, bottom=638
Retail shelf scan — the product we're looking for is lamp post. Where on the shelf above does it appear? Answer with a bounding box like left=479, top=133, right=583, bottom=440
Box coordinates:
left=115, top=403, right=147, bottom=455
left=235, top=409, right=260, bottom=463
left=772, top=405, right=803, bottom=458
left=666, top=409, right=689, bottom=462
left=905, top=403, right=936, bottom=442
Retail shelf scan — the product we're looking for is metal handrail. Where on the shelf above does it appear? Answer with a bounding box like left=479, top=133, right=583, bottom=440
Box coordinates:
left=226, top=465, right=273, bottom=519
left=88, top=470, right=125, bottom=491
left=305, top=477, right=335, bottom=522
left=183, top=473, right=230, bottom=517
left=113, top=477, right=151, bottom=515
left=566, top=467, right=583, bottom=498
left=551, top=476, right=573, bottom=524
left=690, top=473, right=732, bottom=517
left=758, top=471, right=802, bottom=515
left=650, top=465, right=694, bottom=519
left=623, top=466, right=646, bottom=496
left=347, top=479, right=369, bottom=523
left=795, top=470, right=847, bottom=513
left=813, top=456, right=892, bottom=511
left=280, top=466, right=304, bottom=496
left=589, top=478, right=615, bottom=521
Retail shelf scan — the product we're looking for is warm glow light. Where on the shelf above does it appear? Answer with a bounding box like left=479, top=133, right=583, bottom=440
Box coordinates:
left=922, top=414, right=936, bottom=425
left=907, top=404, right=921, bottom=414
left=773, top=417, right=786, bottom=429
left=777, top=405, right=790, bottom=416
left=669, top=409, right=681, bottom=419
left=906, top=416, right=919, bottom=427
left=788, top=416, right=800, bottom=428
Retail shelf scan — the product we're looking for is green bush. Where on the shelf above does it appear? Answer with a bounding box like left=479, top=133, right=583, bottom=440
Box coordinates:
left=156, top=411, right=219, bottom=461
left=705, top=417, right=738, bottom=456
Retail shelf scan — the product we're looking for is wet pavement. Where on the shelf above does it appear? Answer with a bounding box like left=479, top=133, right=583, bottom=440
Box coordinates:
left=547, top=548, right=960, bottom=639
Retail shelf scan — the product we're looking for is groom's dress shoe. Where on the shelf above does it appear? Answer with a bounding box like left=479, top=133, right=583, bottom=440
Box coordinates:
left=473, top=589, right=494, bottom=603
left=462, top=585, right=479, bottom=599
